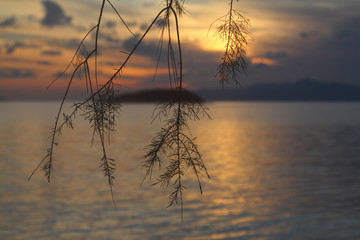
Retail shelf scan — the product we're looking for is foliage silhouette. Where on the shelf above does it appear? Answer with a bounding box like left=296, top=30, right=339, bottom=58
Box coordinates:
left=29, top=0, right=251, bottom=219
left=214, top=0, right=253, bottom=86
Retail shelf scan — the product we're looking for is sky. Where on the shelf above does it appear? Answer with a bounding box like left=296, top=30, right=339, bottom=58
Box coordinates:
left=0, top=0, right=359, bottom=100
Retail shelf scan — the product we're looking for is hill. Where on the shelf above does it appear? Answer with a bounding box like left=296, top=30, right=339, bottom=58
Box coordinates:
left=114, top=88, right=203, bottom=103
left=196, top=79, right=360, bottom=101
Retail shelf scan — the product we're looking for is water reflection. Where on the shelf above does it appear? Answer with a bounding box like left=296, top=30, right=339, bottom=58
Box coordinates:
left=1, top=102, right=360, bottom=239
left=190, top=102, right=360, bottom=239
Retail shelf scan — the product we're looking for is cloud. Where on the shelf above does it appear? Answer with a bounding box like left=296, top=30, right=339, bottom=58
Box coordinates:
left=244, top=15, right=360, bottom=87
left=139, top=42, right=222, bottom=89
left=0, top=68, right=37, bottom=78
left=4, top=41, right=39, bottom=55
left=140, top=23, right=148, bottom=31
left=102, top=33, right=120, bottom=43
left=127, top=21, right=137, bottom=28
left=265, top=51, right=288, bottom=60
left=37, top=60, right=53, bottom=66
left=332, top=17, right=360, bottom=48
left=0, top=16, right=16, bottom=27
left=56, top=38, right=79, bottom=49
left=106, top=20, right=116, bottom=29
left=53, top=71, right=72, bottom=79
left=107, top=35, right=223, bottom=89
left=6, top=42, right=25, bottom=54
left=123, top=34, right=159, bottom=59
left=41, top=1, right=72, bottom=27
left=299, top=32, right=309, bottom=39
left=41, top=50, right=62, bottom=56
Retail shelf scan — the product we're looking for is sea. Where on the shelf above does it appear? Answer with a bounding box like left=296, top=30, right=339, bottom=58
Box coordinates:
left=0, top=101, right=360, bottom=240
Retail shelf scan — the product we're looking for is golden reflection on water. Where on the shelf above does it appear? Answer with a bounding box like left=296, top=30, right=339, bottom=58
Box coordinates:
left=187, top=103, right=309, bottom=238
left=1, top=102, right=360, bottom=239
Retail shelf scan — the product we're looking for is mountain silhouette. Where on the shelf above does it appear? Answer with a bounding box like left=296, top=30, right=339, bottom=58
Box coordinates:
left=196, top=78, right=360, bottom=101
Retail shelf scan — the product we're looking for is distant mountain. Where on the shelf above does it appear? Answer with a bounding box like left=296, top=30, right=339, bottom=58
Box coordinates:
left=114, top=88, right=203, bottom=103
left=196, top=79, right=360, bottom=101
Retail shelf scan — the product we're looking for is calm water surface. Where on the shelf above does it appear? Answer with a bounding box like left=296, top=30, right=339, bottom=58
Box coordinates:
left=1, top=101, right=360, bottom=239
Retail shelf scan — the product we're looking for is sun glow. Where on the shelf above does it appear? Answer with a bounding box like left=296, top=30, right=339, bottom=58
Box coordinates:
left=0, top=0, right=315, bottom=99
left=251, top=58, right=278, bottom=66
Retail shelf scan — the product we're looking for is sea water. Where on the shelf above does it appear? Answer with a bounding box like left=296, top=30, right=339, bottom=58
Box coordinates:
left=1, top=101, right=360, bottom=240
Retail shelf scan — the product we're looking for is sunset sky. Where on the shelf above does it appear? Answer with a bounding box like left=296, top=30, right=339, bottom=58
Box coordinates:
left=0, top=0, right=359, bottom=100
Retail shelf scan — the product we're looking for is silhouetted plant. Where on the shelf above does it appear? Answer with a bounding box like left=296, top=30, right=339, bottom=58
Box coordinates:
left=214, top=0, right=253, bottom=86
left=29, top=0, right=251, bottom=219
left=143, top=98, right=210, bottom=219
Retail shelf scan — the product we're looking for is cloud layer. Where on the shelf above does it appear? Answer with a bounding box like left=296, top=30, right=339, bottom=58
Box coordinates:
left=1, top=0, right=360, bottom=100
left=0, top=68, right=36, bottom=78
left=41, top=1, right=72, bottom=27
left=0, top=16, right=16, bottom=27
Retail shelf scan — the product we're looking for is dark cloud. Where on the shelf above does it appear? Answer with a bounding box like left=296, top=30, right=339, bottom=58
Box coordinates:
left=6, top=42, right=25, bottom=54
left=0, top=16, right=16, bottom=27
left=37, top=60, right=53, bottom=66
left=136, top=41, right=222, bottom=89
left=265, top=51, right=288, bottom=60
left=0, top=68, right=36, bottom=78
left=237, top=0, right=360, bottom=86
left=106, top=20, right=116, bottom=29
left=53, top=71, right=72, bottom=79
left=101, top=61, right=118, bottom=67
left=139, top=20, right=163, bottom=31
left=123, top=34, right=159, bottom=59
left=102, top=34, right=120, bottom=43
left=245, top=16, right=360, bottom=87
left=104, top=14, right=360, bottom=90
left=111, top=35, right=222, bottom=89
left=127, top=21, right=137, bottom=28
left=4, top=42, right=39, bottom=55
left=333, top=18, right=360, bottom=47
left=181, top=53, right=221, bottom=89
left=140, top=23, right=148, bottom=31
left=41, top=1, right=72, bottom=27
left=299, top=32, right=309, bottom=39
left=41, top=50, right=62, bottom=56
left=57, top=38, right=79, bottom=49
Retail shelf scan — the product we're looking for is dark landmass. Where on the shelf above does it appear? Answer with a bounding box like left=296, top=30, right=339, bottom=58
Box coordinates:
left=109, top=79, right=360, bottom=103
left=196, top=78, right=360, bottom=101
left=114, top=88, right=203, bottom=103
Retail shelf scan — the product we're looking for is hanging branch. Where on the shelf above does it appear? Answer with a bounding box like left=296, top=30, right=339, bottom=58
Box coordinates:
left=28, top=0, right=129, bottom=203
left=215, top=0, right=252, bottom=86
left=29, top=0, right=251, bottom=219
left=142, top=2, right=210, bottom=221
